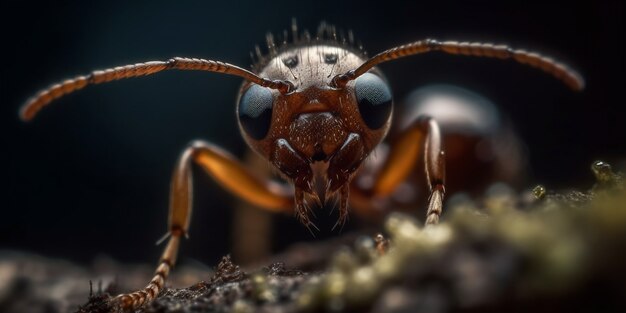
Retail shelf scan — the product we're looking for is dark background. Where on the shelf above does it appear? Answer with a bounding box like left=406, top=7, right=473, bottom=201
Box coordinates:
left=1, top=1, right=624, bottom=266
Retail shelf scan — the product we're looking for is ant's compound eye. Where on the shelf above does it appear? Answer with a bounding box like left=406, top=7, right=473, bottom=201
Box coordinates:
left=238, top=84, right=274, bottom=140
left=355, top=73, right=393, bottom=129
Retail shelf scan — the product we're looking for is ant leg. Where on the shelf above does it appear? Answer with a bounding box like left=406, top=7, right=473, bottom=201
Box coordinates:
left=188, top=140, right=294, bottom=213
left=114, top=140, right=294, bottom=310
left=364, top=116, right=446, bottom=225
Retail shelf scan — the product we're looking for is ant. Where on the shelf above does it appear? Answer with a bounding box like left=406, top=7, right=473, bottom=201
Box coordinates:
left=20, top=22, right=583, bottom=310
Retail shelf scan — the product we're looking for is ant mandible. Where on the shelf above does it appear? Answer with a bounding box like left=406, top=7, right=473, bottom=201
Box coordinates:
left=20, top=22, right=583, bottom=310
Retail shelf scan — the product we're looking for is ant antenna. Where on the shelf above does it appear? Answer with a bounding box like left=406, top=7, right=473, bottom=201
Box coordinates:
left=20, top=57, right=293, bottom=121
left=332, top=39, right=584, bottom=91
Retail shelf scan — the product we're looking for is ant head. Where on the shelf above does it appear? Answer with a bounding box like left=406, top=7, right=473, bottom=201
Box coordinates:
left=237, top=45, right=393, bottom=197
left=20, top=21, right=583, bottom=209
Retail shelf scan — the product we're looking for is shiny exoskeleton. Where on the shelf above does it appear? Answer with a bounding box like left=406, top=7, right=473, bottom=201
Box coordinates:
left=20, top=22, right=583, bottom=310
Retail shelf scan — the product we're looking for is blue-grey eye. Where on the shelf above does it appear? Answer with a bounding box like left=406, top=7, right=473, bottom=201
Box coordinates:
left=238, top=84, right=274, bottom=140
left=355, top=73, right=393, bottom=129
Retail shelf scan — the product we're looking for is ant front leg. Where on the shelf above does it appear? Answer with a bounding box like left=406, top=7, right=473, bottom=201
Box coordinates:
left=114, top=140, right=294, bottom=310
left=367, top=116, right=446, bottom=225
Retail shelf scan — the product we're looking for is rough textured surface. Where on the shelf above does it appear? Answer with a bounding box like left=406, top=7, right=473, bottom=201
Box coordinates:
left=1, top=161, right=625, bottom=313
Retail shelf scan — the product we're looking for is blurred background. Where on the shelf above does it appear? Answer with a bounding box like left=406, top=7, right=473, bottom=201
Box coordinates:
left=1, top=1, right=624, bottom=267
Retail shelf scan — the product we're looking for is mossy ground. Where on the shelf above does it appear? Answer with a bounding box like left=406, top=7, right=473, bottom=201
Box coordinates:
left=2, top=161, right=625, bottom=313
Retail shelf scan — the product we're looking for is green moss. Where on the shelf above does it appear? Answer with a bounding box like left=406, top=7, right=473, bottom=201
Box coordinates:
left=297, top=160, right=626, bottom=311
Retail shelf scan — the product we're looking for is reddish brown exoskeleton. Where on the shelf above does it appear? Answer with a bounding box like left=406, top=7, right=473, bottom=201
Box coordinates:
left=20, top=22, right=583, bottom=310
